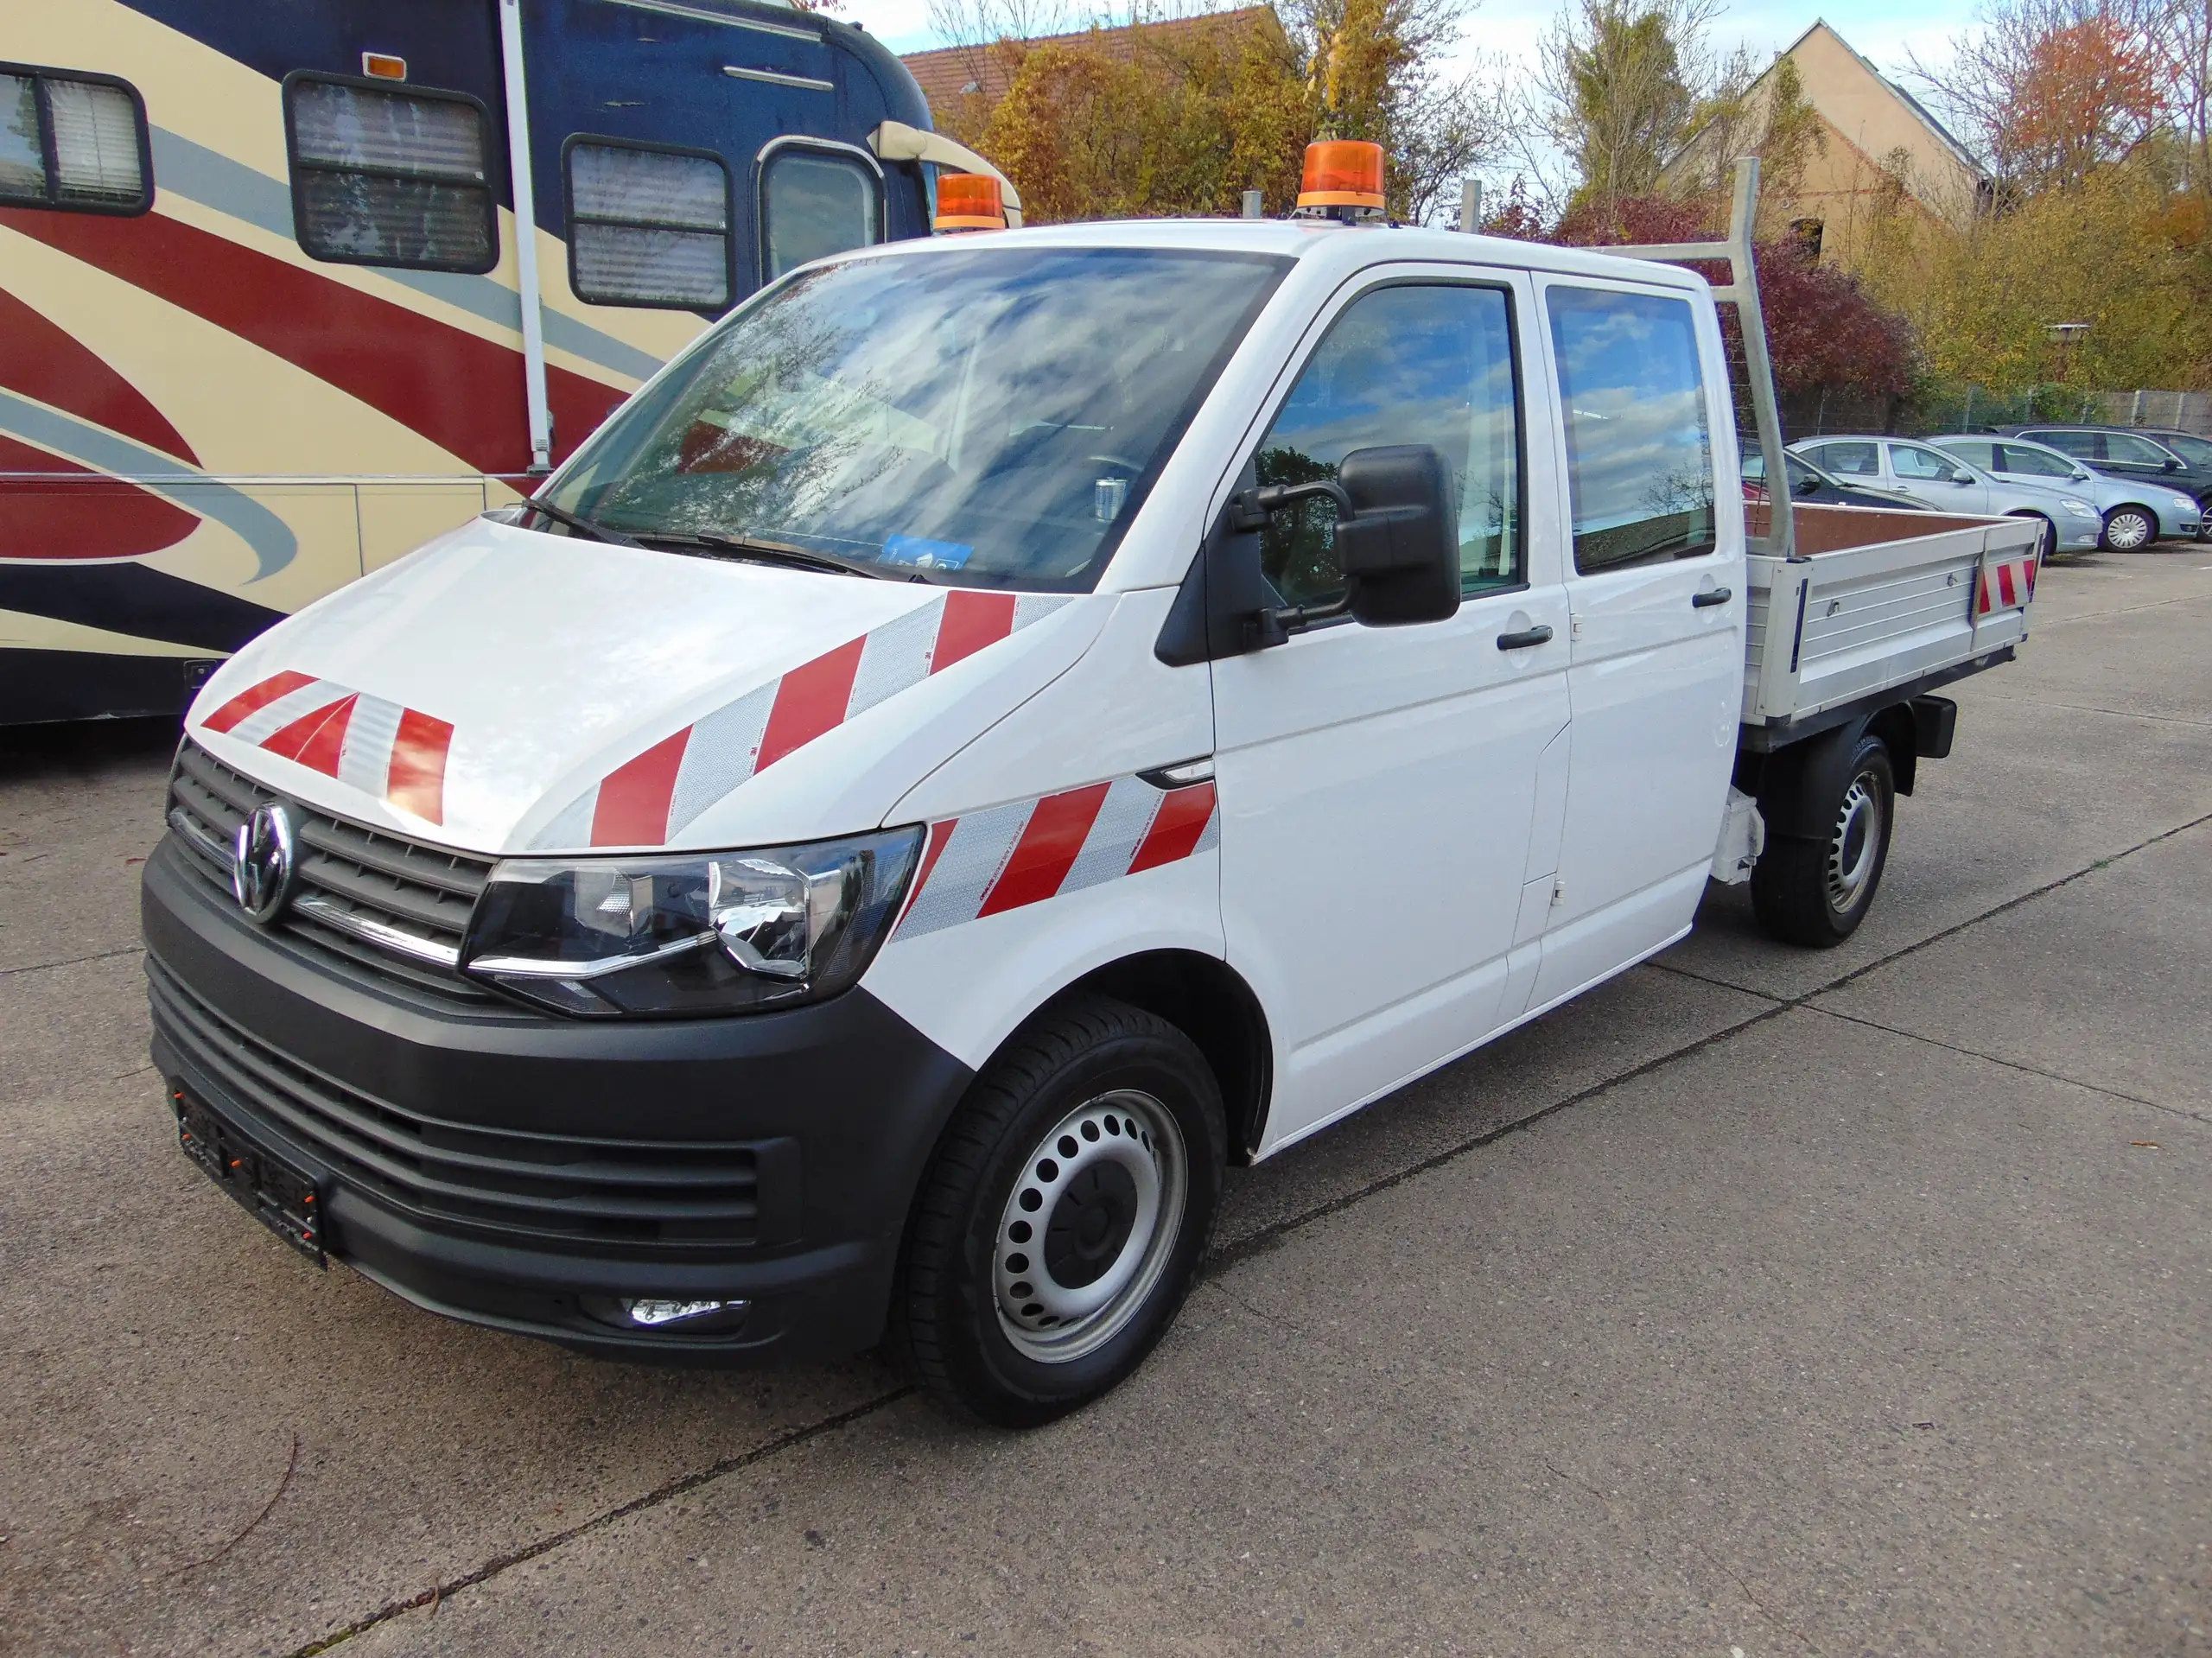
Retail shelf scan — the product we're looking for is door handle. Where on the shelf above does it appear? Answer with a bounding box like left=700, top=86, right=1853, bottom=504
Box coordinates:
left=1691, top=588, right=1733, bottom=609
left=1496, top=625, right=1554, bottom=651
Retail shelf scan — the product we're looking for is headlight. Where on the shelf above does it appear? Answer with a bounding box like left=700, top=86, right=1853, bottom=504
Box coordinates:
left=2060, top=499, right=2096, bottom=518
left=461, top=827, right=923, bottom=1017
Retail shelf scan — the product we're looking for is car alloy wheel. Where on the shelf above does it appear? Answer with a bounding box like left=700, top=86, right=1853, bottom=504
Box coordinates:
left=2101, top=506, right=2155, bottom=551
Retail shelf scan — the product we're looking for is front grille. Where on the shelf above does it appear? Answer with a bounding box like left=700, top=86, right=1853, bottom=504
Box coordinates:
left=149, top=956, right=792, bottom=1255
left=166, top=740, right=494, bottom=1001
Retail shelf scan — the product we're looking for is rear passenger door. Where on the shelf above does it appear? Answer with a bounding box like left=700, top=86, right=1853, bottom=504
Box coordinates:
left=1530, top=279, right=1744, bottom=1007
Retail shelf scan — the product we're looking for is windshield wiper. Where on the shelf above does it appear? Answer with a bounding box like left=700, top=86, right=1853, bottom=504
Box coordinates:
left=495, top=498, right=643, bottom=548
left=633, top=530, right=918, bottom=582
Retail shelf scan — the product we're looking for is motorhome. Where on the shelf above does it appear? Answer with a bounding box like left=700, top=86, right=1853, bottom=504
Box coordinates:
left=2, top=0, right=1010, bottom=722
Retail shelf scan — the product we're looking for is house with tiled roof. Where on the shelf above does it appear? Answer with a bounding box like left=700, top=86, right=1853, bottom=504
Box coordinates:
left=1660, top=20, right=1993, bottom=266
left=901, top=6, right=1284, bottom=137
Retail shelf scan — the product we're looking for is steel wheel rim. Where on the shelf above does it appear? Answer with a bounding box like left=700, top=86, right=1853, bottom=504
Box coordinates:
left=993, top=1089, right=1187, bottom=1364
left=2107, top=511, right=2152, bottom=550
left=1827, top=769, right=1885, bottom=913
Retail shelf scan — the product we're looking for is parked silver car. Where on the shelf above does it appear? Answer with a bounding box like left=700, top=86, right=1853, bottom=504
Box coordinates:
left=1927, top=433, right=2202, bottom=549
left=1789, top=435, right=2104, bottom=556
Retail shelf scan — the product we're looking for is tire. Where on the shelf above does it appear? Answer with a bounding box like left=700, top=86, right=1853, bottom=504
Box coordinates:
left=2101, top=505, right=2156, bottom=551
left=1750, top=734, right=1896, bottom=947
left=892, top=994, right=1226, bottom=1428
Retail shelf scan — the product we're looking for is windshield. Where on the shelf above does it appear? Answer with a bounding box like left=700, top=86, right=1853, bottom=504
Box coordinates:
left=541, top=246, right=1289, bottom=590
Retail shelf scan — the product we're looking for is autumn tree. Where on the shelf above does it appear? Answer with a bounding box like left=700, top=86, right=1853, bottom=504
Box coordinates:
left=1534, top=0, right=1717, bottom=228
left=1913, top=0, right=2165, bottom=194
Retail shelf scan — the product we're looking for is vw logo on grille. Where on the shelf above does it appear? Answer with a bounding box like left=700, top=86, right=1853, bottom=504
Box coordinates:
left=232, top=804, right=297, bottom=922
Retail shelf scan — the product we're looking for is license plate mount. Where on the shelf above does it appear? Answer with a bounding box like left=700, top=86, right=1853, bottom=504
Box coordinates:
left=174, top=1089, right=327, bottom=1267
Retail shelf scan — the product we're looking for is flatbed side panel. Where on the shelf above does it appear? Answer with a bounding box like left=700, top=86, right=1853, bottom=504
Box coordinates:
left=1741, top=516, right=2041, bottom=728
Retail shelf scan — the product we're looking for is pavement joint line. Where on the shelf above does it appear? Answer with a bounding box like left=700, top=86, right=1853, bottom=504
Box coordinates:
left=284, top=1388, right=914, bottom=1658
left=270, top=811, right=2212, bottom=1654
left=0, top=943, right=144, bottom=979
left=1976, top=695, right=2212, bottom=730
left=2034, top=592, right=2212, bottom=628
left=1211, top=803, right=2212, bottom=1274
left=1803, top=1002, right=2210, bottom=1129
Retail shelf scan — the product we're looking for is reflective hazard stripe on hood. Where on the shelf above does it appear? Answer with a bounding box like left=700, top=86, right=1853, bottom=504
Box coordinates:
left=535, top=589, right=1073, bottom=850
left=198, top=670, right=455, bottom=824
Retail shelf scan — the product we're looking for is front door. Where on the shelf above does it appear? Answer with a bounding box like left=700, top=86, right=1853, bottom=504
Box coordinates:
left=1530, top=277, right=1745, bottom=1007
left=1213, top=272, right=1571, bottom=1153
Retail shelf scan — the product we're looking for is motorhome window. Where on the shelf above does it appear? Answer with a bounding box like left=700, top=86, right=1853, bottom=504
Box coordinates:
left=760, top=147, right=878, bottom=280
left=0, top=67, right=150, bottom=214
left=568, top=140, right=731, bottom=309
left=1250, top=283, right=1522, bottom=608
left=541, top=246, right=1289, bottom=592
left=1547, top=286, right=1715, bottom=574
left=286, top=76, right=495, bottom=273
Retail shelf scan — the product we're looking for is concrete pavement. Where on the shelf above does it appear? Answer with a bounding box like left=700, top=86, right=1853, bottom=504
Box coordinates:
left=3, top=546, right=2207, bottom=1656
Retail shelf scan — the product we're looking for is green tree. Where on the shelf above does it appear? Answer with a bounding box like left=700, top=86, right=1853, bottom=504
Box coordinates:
left=1538, top=0, right=1715, bottom=227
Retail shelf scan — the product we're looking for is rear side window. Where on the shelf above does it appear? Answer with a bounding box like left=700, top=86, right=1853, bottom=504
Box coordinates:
left=1815, top=441, right=1879, bottom=476
left=568, top=139, right=731, bottom=309
left=1547, top=286, right=1714, bottom=574
left=1252, top=283, right=1523, bottom=608
left=2036, top=429, right=2096, bottom=459
left=0, top=64, right=151, bottom=214
left=1944, top=440, right=1998, bottom=470
left=760, top=145, right=880, bottom=282
left=285, top=75, right=496, bottom=273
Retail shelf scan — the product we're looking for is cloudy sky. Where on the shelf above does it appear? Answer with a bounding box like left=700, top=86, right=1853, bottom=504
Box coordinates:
left=840, top=0, right=1979, bottom=96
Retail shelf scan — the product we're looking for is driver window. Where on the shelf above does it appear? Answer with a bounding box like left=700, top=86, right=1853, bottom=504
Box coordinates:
left=1252, top=283, right=1522, bottom=607
left=1891, top=445, right=1961, bottom=481
left=1994, top=443, right=2071, bottom=478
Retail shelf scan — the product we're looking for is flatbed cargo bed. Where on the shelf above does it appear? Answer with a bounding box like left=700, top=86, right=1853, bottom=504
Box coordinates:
left=1737, top=502, right=2044, bottom=748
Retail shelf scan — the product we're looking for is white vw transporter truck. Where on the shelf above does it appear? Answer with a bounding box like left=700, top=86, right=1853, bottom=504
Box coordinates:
left=145, top=156, right=2041, bottom=1425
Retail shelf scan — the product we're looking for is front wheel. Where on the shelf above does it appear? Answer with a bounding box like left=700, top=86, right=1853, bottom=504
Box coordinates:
left=1751, top=734, right=1896, bottom=947
left=2101, top=505, right=2156, bottom=551
left=893, top=995, right=1225, bottom=1427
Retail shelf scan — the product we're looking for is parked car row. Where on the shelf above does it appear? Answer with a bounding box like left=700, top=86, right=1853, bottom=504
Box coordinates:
left=1773, top=426, right=2205, bottom=556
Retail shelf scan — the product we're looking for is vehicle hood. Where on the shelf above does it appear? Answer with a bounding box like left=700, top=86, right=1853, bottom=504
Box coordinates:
left=186, top=520, right=1109, bottom=855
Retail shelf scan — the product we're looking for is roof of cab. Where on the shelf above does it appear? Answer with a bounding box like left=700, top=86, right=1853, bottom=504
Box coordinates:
left=826, top=217, right=1712, bottom=292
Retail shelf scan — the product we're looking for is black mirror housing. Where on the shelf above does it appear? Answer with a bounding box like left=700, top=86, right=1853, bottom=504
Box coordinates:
left=1335, top=445, right=1460, bottom=626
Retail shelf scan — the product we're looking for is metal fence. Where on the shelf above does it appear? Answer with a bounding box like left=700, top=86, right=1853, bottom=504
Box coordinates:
left=2095, top=390, right=2212, bottom=436
left=1770, top=384, right=2212, bottom=442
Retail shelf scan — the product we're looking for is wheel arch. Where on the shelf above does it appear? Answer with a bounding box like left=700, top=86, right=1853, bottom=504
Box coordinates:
left=1043, top=950, right=1274, bottom=1165
left=1755, top=708, right=1916, bottom=834
left=2003, top=508, right=2056, bottom=557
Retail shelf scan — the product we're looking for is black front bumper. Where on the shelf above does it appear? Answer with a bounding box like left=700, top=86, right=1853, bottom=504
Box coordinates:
left=141, top=838, right=973, bottom=1363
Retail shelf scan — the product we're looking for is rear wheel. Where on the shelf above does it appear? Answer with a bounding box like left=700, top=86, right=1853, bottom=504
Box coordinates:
left=893, top=995, right=1225, bottom=1427
left=1751, top=734, right=1896, bottom=947
left=2101, top=505, right=2156, bottom=550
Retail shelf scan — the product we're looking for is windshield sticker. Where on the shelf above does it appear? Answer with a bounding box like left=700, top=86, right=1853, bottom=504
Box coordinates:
left=532, top=589, right=1073, bottom=850
left=198, top=671, right=454, bottom=824
left=880, top=534, right=975, bottom=571
left=891, top=772, right=1218, bottom=942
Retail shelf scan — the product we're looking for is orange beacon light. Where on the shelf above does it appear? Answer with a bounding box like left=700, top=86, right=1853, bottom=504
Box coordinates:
left=935, top=173, right=1007, bottom=232
left=1295, top=140, right=1387, bottom=221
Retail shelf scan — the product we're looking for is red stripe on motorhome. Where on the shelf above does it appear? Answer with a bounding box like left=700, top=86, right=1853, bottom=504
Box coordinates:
left=0, top=207, right=627, bottom=473
left=0, top=288, right=199, bottom=466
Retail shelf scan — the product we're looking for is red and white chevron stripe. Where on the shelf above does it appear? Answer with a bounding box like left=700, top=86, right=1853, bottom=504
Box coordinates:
left=198, top=670, right=455, bottom=824
left=1976, top=548, right=2039, bottom=617
left=536, top=589, right=1071, bottom=850
left=893, top=772, right=1219, bottom=941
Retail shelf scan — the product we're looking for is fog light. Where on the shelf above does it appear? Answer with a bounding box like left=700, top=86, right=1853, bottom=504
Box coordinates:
left=624, top=1297, right=746, bottom=1327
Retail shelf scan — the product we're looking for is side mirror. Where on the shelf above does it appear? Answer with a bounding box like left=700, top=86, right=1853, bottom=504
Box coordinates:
left=1227, top=444, right=1460, bottom=633
left=2164, top=457, right=2181, bottom=473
